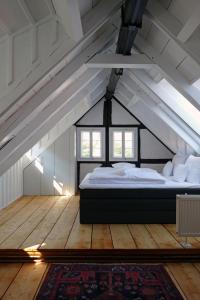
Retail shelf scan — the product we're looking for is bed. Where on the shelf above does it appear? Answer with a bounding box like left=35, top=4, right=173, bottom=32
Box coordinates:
left=79, top=167, right=200, bottom=224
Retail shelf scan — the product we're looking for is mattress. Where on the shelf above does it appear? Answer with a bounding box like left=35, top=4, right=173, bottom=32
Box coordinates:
left=80, top=173, right=200, bottom=189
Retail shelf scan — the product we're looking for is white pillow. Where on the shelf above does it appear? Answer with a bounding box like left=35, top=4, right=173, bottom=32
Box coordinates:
left=162, top=161, right=173, bottom=177
left=173, top=164, right=188, bottom=182
left=185, top=155, right=200, bottom=170
left=172, top=154, right=188, bottom=175
left=112, top=162, right=135, bottom=169
left=187, top=168, right=200, bottom=184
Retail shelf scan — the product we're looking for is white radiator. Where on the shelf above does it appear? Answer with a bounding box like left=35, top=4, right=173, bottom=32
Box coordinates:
left=176, top=194, right=200, bottom=237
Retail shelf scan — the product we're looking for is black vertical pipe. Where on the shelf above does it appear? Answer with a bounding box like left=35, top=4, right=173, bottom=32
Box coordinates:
left=105, top=0, right=148, bottom=101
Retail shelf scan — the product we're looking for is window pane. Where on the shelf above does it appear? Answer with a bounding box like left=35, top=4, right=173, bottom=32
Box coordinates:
left=125, top=131, right=133, bottom=158
left=113, top=131, right=122, bottom=158
left=92, top=131, right=101, bottom=158
left=81, top=131, right=90, bottom=158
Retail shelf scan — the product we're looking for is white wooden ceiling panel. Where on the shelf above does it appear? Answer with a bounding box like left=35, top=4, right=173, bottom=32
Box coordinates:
left=24, top=0, right=50, bottom=22
left=147, top=0, right=182, bottom=36
left=146, top=24, right=169, bottom=53
left=78, top=0, right=92, bottom=17
left=161, top=40, right=187, bottom=67
left=185, top=26, right=200, bottom=61
left=0, top=0, right=29, bottom=32
left=138, top=18, right=152, bottom=39
left=157, top=0, right=172, bottom=9
left=13, top=31, right=31, bottom=82
left=168, top=0, right=199, bottom=24
left=177, top=56, right=200, bottom=83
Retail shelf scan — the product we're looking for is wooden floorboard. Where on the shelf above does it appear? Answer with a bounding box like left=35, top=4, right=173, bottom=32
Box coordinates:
left=92, top=224, right=113, bottom=249
left=1, top=263, right=47, bottom=300
left=110, top=224, right=137, bottom=249
left=0, top=197, right=33, bottom=227
left=0, top=197, right=46, bottom=246
left=0, top=196, right=200, bottom=250
left=128, top=224, right=158, bottom=249
left=0, top=197, right=57, bottom=249
left=65, top=212, right=92, bottom=249
left=21, top=196, right=70, bottom=250
left=0, top=196, right=200, bottom=298
left=0, top=263, right=22, bottom=298
left=40, top=196, right=79, bottom=249
left=146, top=224, right=182, bottom=249
left=167, top=263, right=200, bottom=300
left=0, top=262, right=200, bottom=299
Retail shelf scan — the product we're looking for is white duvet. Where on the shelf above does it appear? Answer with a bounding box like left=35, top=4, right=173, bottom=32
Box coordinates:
left=89, top=167, right=166, bottom=184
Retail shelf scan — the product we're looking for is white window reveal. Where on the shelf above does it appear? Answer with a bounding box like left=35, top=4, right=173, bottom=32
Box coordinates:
left=77, top=128, right=105, bottom=161
left=109, top=128, right=138, bottom=161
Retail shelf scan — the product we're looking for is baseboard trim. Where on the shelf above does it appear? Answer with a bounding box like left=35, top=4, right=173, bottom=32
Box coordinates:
left=0, top=249, right=200, bottom=263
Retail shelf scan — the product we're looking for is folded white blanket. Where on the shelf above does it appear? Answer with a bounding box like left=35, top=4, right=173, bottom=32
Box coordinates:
left=89, top=167, right=166, bottom=184
left=89, top=178, right=165, bottom=184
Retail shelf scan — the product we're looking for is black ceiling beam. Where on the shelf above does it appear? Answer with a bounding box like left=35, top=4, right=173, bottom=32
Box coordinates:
left=105, top=0, right=148, bottom=101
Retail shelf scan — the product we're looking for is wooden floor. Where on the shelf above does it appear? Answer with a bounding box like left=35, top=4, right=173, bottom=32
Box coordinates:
left=0, top=195, right=200, bottom=250
left=1, top=196, right=200, bottom=299
left=0, top=262, right=200, bottom=299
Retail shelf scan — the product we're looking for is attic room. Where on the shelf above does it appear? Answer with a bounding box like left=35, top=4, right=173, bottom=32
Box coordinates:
left=0, top=0, right=200, bottom=299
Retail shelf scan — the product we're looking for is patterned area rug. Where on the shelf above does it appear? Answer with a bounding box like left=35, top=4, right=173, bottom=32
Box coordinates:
left=36, top=264, right=183, bottom=300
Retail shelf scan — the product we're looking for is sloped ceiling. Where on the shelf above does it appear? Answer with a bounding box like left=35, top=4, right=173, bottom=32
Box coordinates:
left=0, top=0, right=200, bottom=175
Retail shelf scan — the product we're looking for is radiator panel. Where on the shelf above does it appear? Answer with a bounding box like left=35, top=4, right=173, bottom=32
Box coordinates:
left=176, top=195, right=200, bottom=236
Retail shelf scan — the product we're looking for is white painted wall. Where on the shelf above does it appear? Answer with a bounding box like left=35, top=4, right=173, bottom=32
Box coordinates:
left=77, top=98, right=174, bottom=184
left=23, top=126, right=76, bottom=196
left=77, top=100, right=104, bottom=125
left=112, top=100, right=139, bottom=125
left=80, top=163, right=101, bottom=183
left=0, top=158, right=24, bottom=209
left=140, top=129, right=173, bottom=159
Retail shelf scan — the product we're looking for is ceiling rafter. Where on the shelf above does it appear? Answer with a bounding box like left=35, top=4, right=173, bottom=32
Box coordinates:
left=44, top=0, right=56, bottom=16
left=177, top=3, right=200, bottom=43
left=87, top=53, right=155, bottom=69
left=52, top=0, right=83, bottom=42
left=0, top=68, right=108, bottom=176
left=117, top=71, right=200, bottom=153
left=134, top=35, right=200, bottom=111
left=144, top=0, right=200, bottom=77
left=0, top=22, right=116, bottom=175
left=0, top=18, right=11, bottom=35
left=17, top=0, right=35, bottom=25
left=126, top=68, right=200, bottom=145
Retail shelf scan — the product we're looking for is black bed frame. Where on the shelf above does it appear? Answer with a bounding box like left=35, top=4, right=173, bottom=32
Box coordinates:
left=80, top=188, right=200, bottom=224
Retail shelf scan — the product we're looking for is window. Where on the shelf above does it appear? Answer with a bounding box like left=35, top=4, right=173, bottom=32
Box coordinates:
left=77, top=128, right=105, bottom=161
left=109, top=128, right=137, bottom=161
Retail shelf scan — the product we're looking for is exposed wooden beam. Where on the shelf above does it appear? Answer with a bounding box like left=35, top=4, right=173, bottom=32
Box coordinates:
left=7, top=36, right=14, bottom=86
left=51, top=20, right=59, bottom=46
left=0, top=19, right=11, bottom=35
left=81, top=0, right=121, bottom=34
left=118, top=71, right=200, bottom=153
left=177, top=5, right=200, bottom=43
left=87, top=54, right=155, bottom=69
left=145, top=0, right=200, bottom=78
left=0, top=70, right=107, bottom=176
left=135, top=35, right=200, bottom=111
left=145, top=0, right=182, bottom=36
left=17, top=0, right=35, bottom=25
left=31, top=27, right=38, bottom=64
left=0, top=4, right=117, bottom=121
left=44, top=0, right=56, bottom=15
left=52, top=0, right=83, bottom=41
left=0, top=26, right=114, bottom=157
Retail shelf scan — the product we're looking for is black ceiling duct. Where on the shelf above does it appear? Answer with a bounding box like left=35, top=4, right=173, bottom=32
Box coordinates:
left=105, top=0, right=148, bottom=100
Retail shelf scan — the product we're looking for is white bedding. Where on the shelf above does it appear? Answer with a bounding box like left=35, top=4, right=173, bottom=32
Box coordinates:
left=80, top=173, right=200, bottom=189
left=88, top=167, right=166, bottom=184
